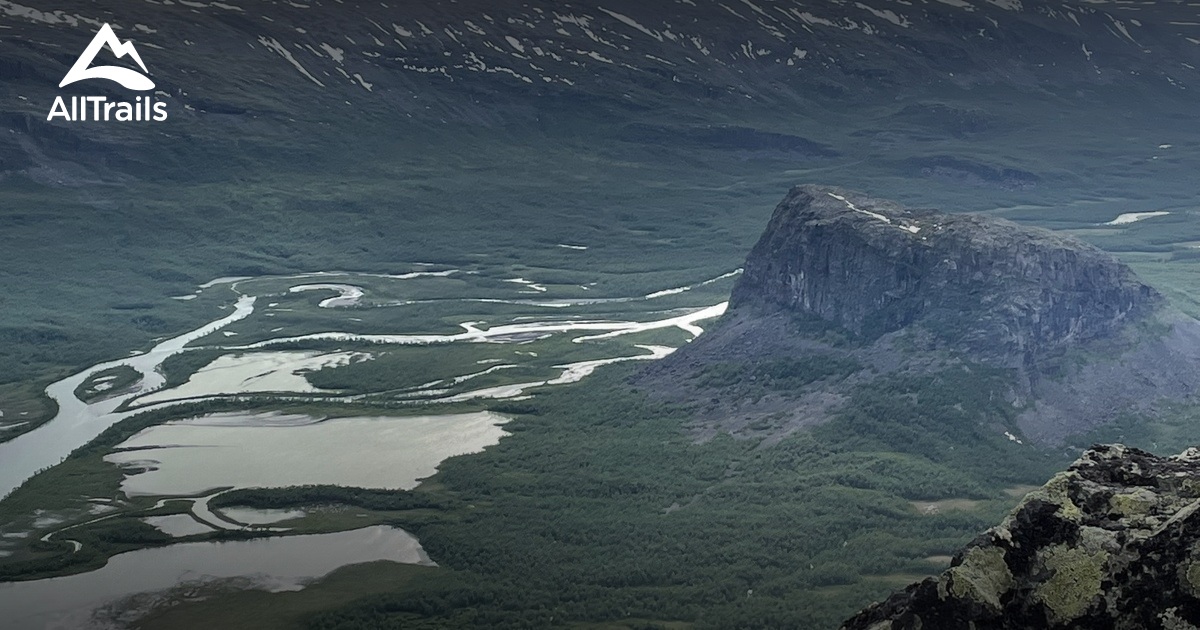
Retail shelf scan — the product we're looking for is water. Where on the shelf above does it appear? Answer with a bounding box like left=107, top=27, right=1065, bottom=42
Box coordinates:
left=105, top=411, right=510, bottom=497
left=0, top=295, right=256, bottom=500
left=134, top=350, right=366, bottom=406
left=141, top=514, right=215, bottom=537
left=0, top=525, right=431, bottom=630
left=0, top=270, right=732, bottom=628
left=1, top=277, right=723, bottom=501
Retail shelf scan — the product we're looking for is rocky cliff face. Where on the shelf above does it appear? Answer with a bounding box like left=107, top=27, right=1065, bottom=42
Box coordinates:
left=732, top=185, right=1162, bottom=367
left=644, top=185, right=1200, bottom=445
left=842, top=444, right=1200, bottom=630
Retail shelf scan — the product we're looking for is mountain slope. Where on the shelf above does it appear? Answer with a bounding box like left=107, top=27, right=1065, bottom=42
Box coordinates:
left=3, top=0, right=1200, bottom=181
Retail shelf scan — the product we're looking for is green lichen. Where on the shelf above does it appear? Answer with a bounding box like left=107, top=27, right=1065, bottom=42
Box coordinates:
left=1034, top=544, right=1107, bottom=623
left=1077, top=526, right=1117, bottom=554
left=1183, top=559, right=1200, bottom=598
left=948, top=546, right=1013, bottom=611
left=1014, top=472, right=1083, bottom=523
left=1180, top=478, right=1200, bottom=499
left=1160, top=607, right=1200, bottom=630
left=1109, top=488, right=1156, bottom=518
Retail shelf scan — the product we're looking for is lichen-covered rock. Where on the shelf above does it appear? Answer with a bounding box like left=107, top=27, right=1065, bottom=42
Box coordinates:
left=841, top=444, right=1200, bottom=630
left=732, top=185, right=1161, bottom=367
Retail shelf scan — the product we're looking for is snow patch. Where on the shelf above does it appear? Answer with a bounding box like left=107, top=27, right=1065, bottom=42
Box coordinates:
left=258, top=37, right=325, bottom=87
left=597, top=7, right=663, bottom=41
left=855, top=3, right=910, bottom=27
left=1103, top=211, right=1171, bottom=226
left=506, top=278, right=548, bottom=293
left=984, top=0, right=1022, bottom=10
left=319, top=43, right=344, bottom=63
left=828, top=192, right=891, bottom=223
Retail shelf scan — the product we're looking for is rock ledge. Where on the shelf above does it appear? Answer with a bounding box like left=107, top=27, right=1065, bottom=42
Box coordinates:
left=842, top=444, right=1200, bottom=630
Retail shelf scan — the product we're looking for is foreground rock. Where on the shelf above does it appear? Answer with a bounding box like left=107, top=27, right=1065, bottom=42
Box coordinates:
left=842, top=444, right=1200, bottom=630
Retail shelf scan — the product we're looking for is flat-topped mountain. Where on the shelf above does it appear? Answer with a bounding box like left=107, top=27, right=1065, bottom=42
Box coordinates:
left=732, top=185, right=1162, bottom=367
left=642, top=186, right=1200, bottom=445
left=841, top=444, right=1200, bottom=630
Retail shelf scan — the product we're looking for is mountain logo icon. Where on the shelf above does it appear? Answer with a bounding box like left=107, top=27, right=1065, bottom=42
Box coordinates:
left=59, top=23, right=155, bottom=91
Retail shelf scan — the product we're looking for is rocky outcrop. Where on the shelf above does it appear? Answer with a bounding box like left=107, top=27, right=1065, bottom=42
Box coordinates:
left=841, top=444, right=1200, bottom=630
left=731, top=185, right=1161, bottom=367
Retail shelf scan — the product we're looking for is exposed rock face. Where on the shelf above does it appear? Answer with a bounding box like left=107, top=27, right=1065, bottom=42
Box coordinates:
left=732, top=185, right=1162, bottom=367
left=642, top=185, right=1200, bottom=445
left=841, top=444, right=1200, bottom=630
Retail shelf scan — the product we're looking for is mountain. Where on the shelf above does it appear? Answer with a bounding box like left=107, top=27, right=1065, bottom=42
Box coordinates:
left=641, top=185, right=1200, bottom=445
left=4, top=0, right=1200, bottom=186
left=841, top=443, right=1200, bottom=630
left=732, top=185, right=1162, bottom=364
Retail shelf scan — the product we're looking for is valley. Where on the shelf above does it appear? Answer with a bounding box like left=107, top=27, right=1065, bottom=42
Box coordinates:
left=3, top=0, right=1200, bottom=628
left=0, top=265, right=739, bottom=626
left=4, top=186, right=1196, bottom=628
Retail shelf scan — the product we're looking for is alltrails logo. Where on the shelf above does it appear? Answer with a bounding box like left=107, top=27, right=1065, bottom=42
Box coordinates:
left=47, top=23, right=168, bottom=122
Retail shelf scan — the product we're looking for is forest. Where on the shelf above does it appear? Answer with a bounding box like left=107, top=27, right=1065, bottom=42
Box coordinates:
left=132, top=359, right=1068, bottom=629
